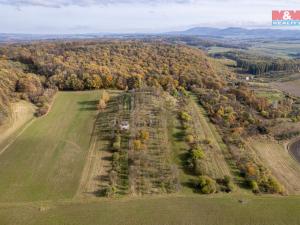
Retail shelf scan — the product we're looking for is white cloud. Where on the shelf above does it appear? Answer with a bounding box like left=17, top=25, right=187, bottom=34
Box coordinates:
left=0, top=0, right=299, bottom=33
left=0, top=0, right=197, bottom=8
left=1, top=0, right=298, bottom=8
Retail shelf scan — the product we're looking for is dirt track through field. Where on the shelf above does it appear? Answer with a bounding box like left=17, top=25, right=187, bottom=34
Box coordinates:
left=248, top=138, right=300, bottom=194
left=76, top=94, right=120, bottom=198
left=75, top=134, right=112, bottom=198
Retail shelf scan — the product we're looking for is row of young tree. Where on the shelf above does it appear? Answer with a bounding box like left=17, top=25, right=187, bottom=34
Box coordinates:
left=178, top=99, right=235, bottom=194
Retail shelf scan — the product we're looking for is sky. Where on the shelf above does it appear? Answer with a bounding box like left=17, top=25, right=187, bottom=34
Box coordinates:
left=0, top=0, right=299, bottom=34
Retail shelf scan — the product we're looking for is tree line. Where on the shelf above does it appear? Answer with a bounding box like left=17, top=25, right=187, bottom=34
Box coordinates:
left=213, top=51, right=300, bottom=75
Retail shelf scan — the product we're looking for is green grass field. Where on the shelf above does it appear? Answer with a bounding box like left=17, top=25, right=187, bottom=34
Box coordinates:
left=0, top=91, right=100, bottom=202
left=0, top=195, right=300, bottom=225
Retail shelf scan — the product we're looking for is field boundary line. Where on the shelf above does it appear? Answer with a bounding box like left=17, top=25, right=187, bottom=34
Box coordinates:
left=0, top=118, right=35, bottom=156
left=286, top=136, right=300, bottom=164
left=74, top=111, right=100, bottom=199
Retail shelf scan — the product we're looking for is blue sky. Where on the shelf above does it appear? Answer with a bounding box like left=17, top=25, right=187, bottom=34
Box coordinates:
left=0, top=0, right=299, bottom=34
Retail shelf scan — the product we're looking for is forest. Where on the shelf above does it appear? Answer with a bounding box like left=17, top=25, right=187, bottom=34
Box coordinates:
left=212, top=51, right=300, bottom=75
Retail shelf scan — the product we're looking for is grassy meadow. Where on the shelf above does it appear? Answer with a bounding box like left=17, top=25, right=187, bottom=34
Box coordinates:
left=0, top=91, right=100, bottom=202
left=0, top=195, right=300, bottom=225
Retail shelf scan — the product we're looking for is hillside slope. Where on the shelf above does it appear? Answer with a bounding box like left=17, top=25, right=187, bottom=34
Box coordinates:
left=0, top=91, right=99, bottom=202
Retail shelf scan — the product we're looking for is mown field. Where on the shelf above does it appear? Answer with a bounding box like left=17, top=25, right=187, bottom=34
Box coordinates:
left=247, top=138, right=300, bottom=194
left=0, top=91, right=100, bottom=202
left=1, top=195, right=300, bottom=225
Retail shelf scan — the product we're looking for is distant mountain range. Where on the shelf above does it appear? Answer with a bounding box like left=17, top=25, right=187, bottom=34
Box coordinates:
left=170, top=27, right=300, bottom=39
left=1, top=27, right=300, bottom=43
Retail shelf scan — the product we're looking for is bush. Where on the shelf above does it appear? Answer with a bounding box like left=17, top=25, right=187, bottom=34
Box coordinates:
left=133, top=139, right=142, bottom=151
left=113, top=135, right=121, bottom=151
left=257, top=125, right=269, bottom=134
left=259, top=176, right=283, bottom=194
left=193, top=159, right=205, bottom=175
left=275, top=131, right=300, bottom=141
left=179, top=111, right=191, bottom=122
left=185, top=135, right=195, bottom=145
left=35, top=105, right=49, bottom=117
left=260, top=110, right=269, bottom=118
left=112, top=152, right=120, bottom=171
left=223, top=175, right=235, bottom=192
left=191, top=147, right=205, bottom=160
left=103, top=185, right=117, bottom=197
left=195, top=175, right=217, bottom=194
left=182, top=123, right=189, bottom=130
left=249, top=180, right=259, bottom=193
left=139, top=130, right=150, bottom=142
left=202, top=138, right=212, bottom=145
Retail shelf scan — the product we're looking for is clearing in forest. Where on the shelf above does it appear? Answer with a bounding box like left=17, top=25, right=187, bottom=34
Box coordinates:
left=0, top=91, right=100, bottom=202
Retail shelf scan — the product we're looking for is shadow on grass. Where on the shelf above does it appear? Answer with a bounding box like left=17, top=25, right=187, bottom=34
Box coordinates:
left=78, top=100, right=98, bottom=111
left=173, top=129, right=185, bottom=141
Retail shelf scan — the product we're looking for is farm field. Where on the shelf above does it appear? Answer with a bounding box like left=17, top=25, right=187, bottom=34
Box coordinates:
left=247, top=138, right=300, bottom=194
left=0, top=101, right=35, bottom=149
left=208, top=40, right=300, bottom=59
left=0, top=91, right=100, bottom=202
left=272, top=79, right=300, bottom=97
left=1, top=195, right=300, bottom=225
left=249, top=41, right=300, bottom=58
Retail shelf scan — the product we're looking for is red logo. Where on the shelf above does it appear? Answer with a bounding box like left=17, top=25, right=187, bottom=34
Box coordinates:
left=272, top=10, right=300, bottom=20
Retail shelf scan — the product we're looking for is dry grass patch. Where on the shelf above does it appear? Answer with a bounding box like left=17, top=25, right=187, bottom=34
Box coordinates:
left=247, top=137, right=300, bottom=194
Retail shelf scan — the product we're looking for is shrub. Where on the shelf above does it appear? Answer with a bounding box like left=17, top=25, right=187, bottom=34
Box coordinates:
left=260, top=110, right=269, bottom=118
left=101, top=90, right=110, bottom=102
left=275, top=131, right=300, bottom=141
left=185, top=135, right=195, bottom=145
left=193, top=159, right=205, bottom=175
left=113, top=135, right=121, bottom=151
left=103, top=185, right=117, bottom=197
left=195, top=175, right=217, bottom=194
left=191, top=147, right=205, bottom=160
left=97, top=90, right=110, bottom=110
left=179, top=111, right=191, bottom=122
left=139, top=130, right=150, bottom=142
left=223, top=175, right=235, bottom=192
left=112, top=152, right=120, bottom=170
left=249, top=180, right=259, bottom=193
left=133, top=139, right=142, bottom=151
left=97, top=99, right=107, bottom=110
left=35, top=105, right=49, bottom=117
left=257, top=125, right=269, bottom=134
left=259, top=176, right=283, bottom=194
left=202, top=138, right=212, bottom=145
left=182, top=123, right=189, bottom=130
